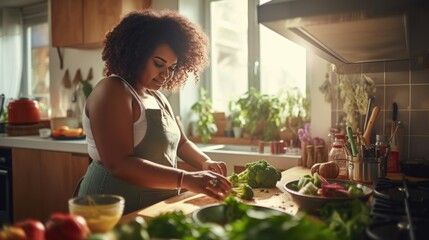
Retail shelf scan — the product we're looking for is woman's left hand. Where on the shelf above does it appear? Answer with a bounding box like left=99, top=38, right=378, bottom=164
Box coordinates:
left=202, top=160, right=227, bottom=177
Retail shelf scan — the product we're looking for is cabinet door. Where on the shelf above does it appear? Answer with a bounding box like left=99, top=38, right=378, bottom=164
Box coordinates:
left=12, top=148, right=43, bottom=222
left=51, top=0, right=83, bottom=47
left=83, top=0, right=121, bottom=46
left=40, top=152, right=89, bottom=220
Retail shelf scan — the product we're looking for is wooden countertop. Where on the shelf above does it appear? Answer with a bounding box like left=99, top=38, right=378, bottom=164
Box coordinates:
left=0, top=134, right=88, bottom=153
left=120, top=166, right=310, bottom=224
left=120, top=166, right=428, bottom=224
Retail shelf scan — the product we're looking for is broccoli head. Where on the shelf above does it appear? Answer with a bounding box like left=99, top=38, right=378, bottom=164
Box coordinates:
left=227, top=160, right=282, bottom=189
left=232, top=183, right=254, bottom=200
left=253, top=164, right=282, bottom=188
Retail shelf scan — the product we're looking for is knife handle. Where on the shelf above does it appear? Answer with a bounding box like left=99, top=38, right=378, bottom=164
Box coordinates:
left=363, top=106, right=380, bottom=146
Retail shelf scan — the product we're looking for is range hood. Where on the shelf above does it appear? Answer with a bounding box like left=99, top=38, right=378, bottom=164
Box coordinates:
left=258, top=0, right=429, bottom=73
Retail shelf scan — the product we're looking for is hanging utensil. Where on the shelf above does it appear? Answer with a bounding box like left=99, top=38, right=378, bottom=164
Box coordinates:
left=72, top=69, right=83, bottom=103
left=62, top=69, right=72, bottom=89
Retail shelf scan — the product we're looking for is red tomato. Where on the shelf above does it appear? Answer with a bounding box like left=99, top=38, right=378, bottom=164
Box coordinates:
left=45, top=213, right=91, bottom=240
left=15, top=219, right=45, bottom=240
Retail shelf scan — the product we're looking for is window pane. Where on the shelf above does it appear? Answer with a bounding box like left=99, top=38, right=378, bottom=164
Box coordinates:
left=210, top=0, right=248, bottom=111
left=260, top=25, right=306, bottom=96
left=27, top=23, right=50, bottom=118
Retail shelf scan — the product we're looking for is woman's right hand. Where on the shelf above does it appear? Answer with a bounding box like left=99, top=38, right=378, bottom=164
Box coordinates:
left=182, top=171, right=232, bottom=200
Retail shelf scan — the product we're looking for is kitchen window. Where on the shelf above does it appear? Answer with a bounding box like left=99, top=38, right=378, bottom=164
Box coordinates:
left=205, top=0, right=306, bottom=111
left=22, top=2, right=50, bottom=118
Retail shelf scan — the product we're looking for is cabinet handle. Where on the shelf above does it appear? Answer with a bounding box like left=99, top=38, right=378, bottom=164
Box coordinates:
left=0, top=169, right=8, bottom=175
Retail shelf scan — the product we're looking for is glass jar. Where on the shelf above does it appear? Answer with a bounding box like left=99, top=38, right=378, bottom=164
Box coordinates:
left=328, top=134, right=347, bottom=179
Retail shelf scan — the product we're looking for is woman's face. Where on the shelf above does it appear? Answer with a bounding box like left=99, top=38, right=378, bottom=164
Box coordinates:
left=137, top=43, right=178, bottom=91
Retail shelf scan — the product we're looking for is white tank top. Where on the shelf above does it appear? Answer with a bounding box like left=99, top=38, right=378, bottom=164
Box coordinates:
left=82, top=78, right=166, bottom=161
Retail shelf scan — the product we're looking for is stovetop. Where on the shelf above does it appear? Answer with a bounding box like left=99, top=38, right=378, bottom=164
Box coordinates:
left=366, top=178, right=429, bottom=240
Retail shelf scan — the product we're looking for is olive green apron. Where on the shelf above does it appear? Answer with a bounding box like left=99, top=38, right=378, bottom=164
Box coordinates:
left=78, top=79, right=180, bottom=214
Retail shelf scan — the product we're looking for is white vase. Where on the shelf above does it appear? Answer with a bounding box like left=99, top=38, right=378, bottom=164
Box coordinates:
left=233, top=126, right=243, bottom=139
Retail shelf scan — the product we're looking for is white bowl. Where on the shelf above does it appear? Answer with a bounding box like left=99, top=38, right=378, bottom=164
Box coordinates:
left=39, top=128, right=51, bottom=138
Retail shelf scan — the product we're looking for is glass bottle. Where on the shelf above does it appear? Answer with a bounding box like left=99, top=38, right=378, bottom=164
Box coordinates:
left=375, top=134, right=386, bottom=158
left=328, top=134, right=347, bottom=179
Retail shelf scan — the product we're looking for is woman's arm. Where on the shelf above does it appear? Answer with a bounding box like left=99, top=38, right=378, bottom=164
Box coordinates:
left=175, top=117, right=227, bottom=176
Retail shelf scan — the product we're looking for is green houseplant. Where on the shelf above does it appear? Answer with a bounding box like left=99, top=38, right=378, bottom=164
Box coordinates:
left=233, top=88, right=286, bottom=141
left=191, top=88, right=218, bottom=143
left=227, top=99, right=246, bottom=138
left=279, top=88, right=310, bottom=140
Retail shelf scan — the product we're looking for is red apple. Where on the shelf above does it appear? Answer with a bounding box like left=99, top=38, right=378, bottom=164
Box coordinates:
left=15, top=219, right=45, bottom=240
left=45, top=213, right=91, bottom=240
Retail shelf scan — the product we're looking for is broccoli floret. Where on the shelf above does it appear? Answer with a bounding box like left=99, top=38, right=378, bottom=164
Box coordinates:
left=227, top=172, right=248, bottom=187
left=232, top=183, right=254, bottom=200
left=227, top=160, right=281, bottom=189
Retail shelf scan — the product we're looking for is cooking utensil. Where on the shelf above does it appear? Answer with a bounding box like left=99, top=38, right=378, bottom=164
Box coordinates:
left=62, top=69, right=72, bottom=89
left=284, top=179, right=373, bottom=213
left=346, top=126, right=358, bottom=157
left=363, top=96, right=374, bottom=132
left=390, top=102, right=398, bottom=146
left=363, top=105, right=380, bottom=146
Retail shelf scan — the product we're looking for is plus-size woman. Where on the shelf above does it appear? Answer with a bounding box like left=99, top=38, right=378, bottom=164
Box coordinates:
left=78, top=9, right=232, bottom=214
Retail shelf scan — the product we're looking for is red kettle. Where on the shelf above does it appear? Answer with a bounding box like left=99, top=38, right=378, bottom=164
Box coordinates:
left=7, top=98, right=41, bottom=125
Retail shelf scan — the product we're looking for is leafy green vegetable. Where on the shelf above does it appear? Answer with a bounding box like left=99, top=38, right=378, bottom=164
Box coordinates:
left=318, top=199, right=372, bottom=240
left=112, top=217, right=149, bottom=240
left=227, top=159, right=281, bottom=188
left=227, top=211, right=336, bottom=240
left=146, top=211, right=225, bottom=240
left=231, top=183, right=254, bottom=200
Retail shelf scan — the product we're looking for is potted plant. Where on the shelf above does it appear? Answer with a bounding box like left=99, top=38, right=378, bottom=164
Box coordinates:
left=191, top=88, right=218, bottom=144
left=227, top=100, right=246, bottom=138
left=233, top=88, right=286, bottom=141
left=279, top=88, right=310, bottom=143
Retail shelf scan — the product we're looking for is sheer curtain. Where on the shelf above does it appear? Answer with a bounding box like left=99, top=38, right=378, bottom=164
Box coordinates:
left=0, top=8, right=23, bottom=100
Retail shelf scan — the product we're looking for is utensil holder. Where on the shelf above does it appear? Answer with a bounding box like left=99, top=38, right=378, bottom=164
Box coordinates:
left=347, top=156, right=387, bottom=183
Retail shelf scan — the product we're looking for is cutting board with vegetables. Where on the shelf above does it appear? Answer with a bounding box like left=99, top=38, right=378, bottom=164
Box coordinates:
left=121, top=167, right=308, bottom=222
left=129, top=188, right=297, bottom=220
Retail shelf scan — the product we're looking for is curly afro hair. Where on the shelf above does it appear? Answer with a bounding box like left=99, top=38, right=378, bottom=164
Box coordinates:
left=102, top=9, right=209, bottom=92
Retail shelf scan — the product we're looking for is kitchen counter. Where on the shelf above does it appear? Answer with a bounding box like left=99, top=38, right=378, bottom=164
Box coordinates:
left=0, top=134, right=88, bottom=153
left=119, top=166, right=428, bottom=224
left=120, top=166, right=310, bottom=223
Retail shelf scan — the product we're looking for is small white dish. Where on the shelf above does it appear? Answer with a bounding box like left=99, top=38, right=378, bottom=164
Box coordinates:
left=39, top=128, right=51, bottom=138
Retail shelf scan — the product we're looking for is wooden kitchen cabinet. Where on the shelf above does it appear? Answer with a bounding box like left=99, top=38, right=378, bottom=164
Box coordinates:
left=12, top=148, right=90, bottom=222
left=51, top=0, right=151, bottom=48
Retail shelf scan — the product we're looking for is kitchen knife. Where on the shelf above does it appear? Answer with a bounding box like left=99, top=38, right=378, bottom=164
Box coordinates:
left=363, top=105, right=380, bottom=146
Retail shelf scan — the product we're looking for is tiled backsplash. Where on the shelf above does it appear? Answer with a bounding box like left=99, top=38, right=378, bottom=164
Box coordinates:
left=331, top=61, right=429, bottom=160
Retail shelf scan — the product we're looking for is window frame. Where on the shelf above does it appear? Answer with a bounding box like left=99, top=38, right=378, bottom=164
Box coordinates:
left=20, top=1, right=48, bottom=97
left=202, top=0, right=261, bottom=97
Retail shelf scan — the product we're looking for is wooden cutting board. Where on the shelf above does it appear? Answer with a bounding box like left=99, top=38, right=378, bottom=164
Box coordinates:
left=119, top=167, right=309, bottom=223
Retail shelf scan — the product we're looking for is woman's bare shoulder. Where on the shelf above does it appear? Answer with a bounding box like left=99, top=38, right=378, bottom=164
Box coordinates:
left=86, top=77, right=132, bottom=112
